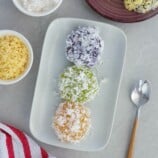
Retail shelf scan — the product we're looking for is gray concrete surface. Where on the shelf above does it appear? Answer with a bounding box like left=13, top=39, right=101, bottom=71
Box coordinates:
left=0, top=0, right=158, bottom=158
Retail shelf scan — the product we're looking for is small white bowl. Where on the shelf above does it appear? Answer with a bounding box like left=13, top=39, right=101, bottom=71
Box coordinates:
left=0, top=30, right=33, bottom=85
left=12, top=0, right=63, bottom=17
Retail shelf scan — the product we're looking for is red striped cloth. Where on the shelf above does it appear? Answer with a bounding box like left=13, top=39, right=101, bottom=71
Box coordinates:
left=0, top=123, right=55, bottom=158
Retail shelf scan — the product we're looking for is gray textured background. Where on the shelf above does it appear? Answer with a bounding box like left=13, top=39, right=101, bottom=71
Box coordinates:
left=0, top=0, right=158, bottom=158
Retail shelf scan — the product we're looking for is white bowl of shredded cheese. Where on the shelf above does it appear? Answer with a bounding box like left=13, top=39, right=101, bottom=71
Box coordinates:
left=12, top=0, right=63, bottom=17
left=0, top=30, right=33, bottom=85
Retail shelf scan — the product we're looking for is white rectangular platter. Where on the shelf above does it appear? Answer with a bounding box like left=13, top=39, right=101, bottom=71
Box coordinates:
left=30, top=18, right=126, bottom=151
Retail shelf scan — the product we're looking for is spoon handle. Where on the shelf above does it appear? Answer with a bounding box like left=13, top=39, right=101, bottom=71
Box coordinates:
left=127, top=115, right=139, bottom=158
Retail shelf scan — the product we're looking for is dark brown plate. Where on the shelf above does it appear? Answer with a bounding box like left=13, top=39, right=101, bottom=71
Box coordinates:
left=86, top=0, right=158, bottom=23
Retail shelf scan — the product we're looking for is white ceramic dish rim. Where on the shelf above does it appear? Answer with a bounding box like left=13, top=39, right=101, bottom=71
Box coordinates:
left=0, top=30, right=33, bottom=85
left=12, top=0, right=63, bottom=17
left=30, top=17, right=127, bottom=151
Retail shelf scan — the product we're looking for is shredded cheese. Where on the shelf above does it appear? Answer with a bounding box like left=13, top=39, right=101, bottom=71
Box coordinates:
left=0, top=35, right=29, bottom=80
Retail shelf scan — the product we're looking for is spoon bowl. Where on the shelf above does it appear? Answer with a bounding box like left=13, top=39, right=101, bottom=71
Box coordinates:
left=131, top=80, right=151, bottom=108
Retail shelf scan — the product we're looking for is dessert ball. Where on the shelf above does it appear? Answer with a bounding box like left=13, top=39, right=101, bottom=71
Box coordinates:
left=53, top=102, right=91, bottom=143
left=66, top=26, right=104, bottom=67
left=59, top=66, right=99, bottom=103
left=124, top=0, right=143, bottom=11
left=124, top=0, right=158, bottom=13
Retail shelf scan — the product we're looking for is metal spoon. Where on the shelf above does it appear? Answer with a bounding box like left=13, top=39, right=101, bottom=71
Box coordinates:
left=127, top=80, right=151, bottom=158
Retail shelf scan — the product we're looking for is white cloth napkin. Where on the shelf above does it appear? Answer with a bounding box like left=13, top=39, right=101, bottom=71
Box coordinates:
left=0, top=123, right=55, bottom=158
